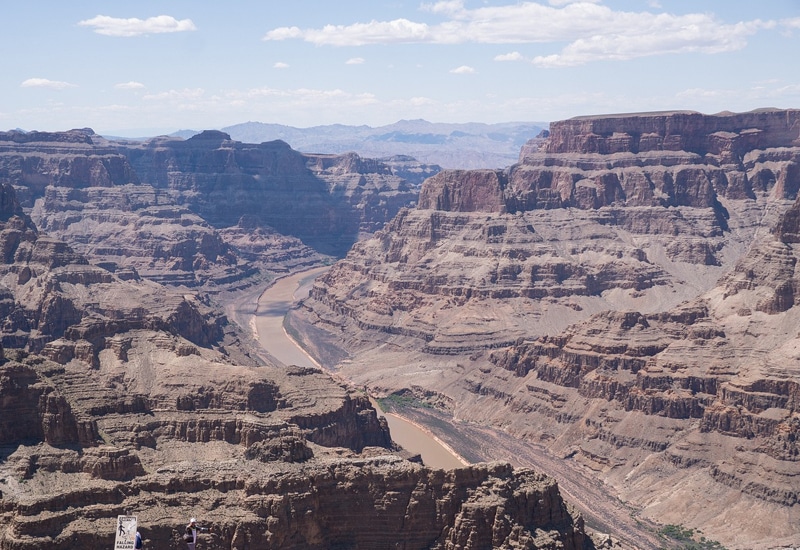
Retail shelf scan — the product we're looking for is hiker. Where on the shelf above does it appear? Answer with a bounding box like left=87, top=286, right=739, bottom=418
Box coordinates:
left=183, top=518, right=208, bottom=550
left=135, top=531, right=143, bottom=549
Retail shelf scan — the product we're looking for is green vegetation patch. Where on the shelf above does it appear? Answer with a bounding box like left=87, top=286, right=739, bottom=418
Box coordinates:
left=658, top=524, right=726, bottom=550
left=377, top=392, right=433, bottom=413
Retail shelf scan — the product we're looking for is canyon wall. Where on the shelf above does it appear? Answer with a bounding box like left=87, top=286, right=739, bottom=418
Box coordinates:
left=0, top=129, right=436, bottom=287
left=292, top=109, right=800, bottom=548
left=0, top=156, right=587, bottom=548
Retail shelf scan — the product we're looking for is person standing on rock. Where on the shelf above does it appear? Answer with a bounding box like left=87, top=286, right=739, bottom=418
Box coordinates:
left=184, top=517, right=208, bottom=550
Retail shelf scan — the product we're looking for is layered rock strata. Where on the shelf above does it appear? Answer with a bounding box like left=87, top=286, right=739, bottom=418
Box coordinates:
left=30, top=183, right=251, bottom=287
left=0, top=178, right=587, bottom=549
left=0, top=340, right=588, bottom=549
left=304, top=152, right=424, bottom=237
left=291, top=109, right=800, bottom=548
left=0, top=449, right=585, bottom=550
left=123, top=130, right=433, bottom=256
left=0, top=128, right=435, bottom=287
left=0, top=183, right=227, bottom=362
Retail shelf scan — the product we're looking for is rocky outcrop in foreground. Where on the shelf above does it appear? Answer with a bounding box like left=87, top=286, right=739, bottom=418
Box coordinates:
left=292, top=109, right=800, bottom=548
left=0, top=344, right=587, bottom=549
left=1, top=443, right=585, bottom=550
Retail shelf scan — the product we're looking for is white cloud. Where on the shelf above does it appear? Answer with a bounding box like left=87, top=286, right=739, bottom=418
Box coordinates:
left=21, top=78, right=76, bottom=90
left=782, top=17, right=800, bottom=29
left=346, top=57, right=365, bottom=65
left=273, top=62, right=290, bottom=69
left=420, top=1, right=465, bottom=16
left=78, top=15, right=197, bottom=37
left=115, top=81, right=145, bottom=90
left=494, top=51, right=524, bottom=61
left=532, top=18, right=773, bottom=67
left=263, top=26, right=304, bottom=41
left=263, top=2, right=774, bottom=67
left=548, top=0, right=599, bottom=5
left=265, top=18, right=435, bottom=46
left=408, top=96, right=436, bottom=106
left=450, top=65, right=476, bottom=74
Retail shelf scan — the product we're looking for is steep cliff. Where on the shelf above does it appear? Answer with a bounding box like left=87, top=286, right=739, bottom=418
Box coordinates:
left=122, top=130, right=435, bottom=256
left=291, top=109, right=800, bottom=548
left=304, top=152, right=425, bottom=237
left=0, top=128, right=436, bottom=287
left=0, top=448, right=586, bottom=550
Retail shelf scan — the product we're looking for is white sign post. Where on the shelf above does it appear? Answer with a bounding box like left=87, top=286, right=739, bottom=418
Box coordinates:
left=114, top=515, right=137, bottom=550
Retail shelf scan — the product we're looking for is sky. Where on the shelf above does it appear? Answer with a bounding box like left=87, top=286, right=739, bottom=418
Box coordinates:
left=3, top=0, right=800, bottom=136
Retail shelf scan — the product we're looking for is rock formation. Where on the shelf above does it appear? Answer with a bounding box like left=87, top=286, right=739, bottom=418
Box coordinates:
left=0, top=162, right=587, bottom=548
left=304, top=152, right=425, bottom=237
left=0, top=128, right=437, bottom=287
left=291, top=109, right=800, bottom=548
left=0, top=440, right=586, bottom=549
left=122, top=130, right=435, bottom=256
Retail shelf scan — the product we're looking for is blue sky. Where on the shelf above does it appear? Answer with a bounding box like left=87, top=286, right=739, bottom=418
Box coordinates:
left=4, top=1, right=800, bottom=135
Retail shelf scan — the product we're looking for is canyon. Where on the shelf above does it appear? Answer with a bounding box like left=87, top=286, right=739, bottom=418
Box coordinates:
left=290, top=109, right=800, bottom=549
left=2, top=127, right=439, bottom=289
left=0, top=130, right=591, bottom=548
left=3, top=108, right=800, bottom=548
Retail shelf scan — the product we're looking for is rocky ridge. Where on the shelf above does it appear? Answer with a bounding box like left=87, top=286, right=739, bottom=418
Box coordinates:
left=1, top=443, right=586, bottom=550
left=0, top=128, right=439, bottom=288
left=290, top=109, right=800, bottom=548
left=123, top=130, right=436, bottom=256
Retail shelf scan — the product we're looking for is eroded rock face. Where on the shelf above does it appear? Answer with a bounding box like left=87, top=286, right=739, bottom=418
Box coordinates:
left=0, top=129, right=435, bottom=287
left=0, top=183, right=227, bottom=363
left=418, top=169, right=508, bottom=213
left=217, top=216, right=327, bottom=275
left=123, top=131, right=432, bottom=256
left=304, top=152, right=425, bottom=237
left=0, top=176, right=585, bottom=549
left=544, top=109, right=800, bottom=158
left=304, top=200, right=731, bottom=354
left=123, top=132, right=358, bottom=256
left=0, top=455, right=585, bottom=550
left=30, top=183, right=250, bottom=287
left=292, top=109, right=800, bottom=547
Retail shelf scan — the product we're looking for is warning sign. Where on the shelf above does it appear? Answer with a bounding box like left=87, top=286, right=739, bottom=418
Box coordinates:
left=114, top=515, right=137, bottom=550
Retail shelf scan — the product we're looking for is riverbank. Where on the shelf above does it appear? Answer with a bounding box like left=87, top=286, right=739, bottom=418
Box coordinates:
left=230, top=267, right=468, bottom=470
left=371, top=399, right=469, bottom=469
left=253, top=266, right=330, bottom=370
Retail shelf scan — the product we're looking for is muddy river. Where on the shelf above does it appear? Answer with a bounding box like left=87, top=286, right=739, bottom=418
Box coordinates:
left=250, top=268, right=467, bottom=470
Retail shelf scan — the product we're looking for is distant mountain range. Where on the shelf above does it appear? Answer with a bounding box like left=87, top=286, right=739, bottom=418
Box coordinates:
left=169, top=119, right=547, bottom=169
